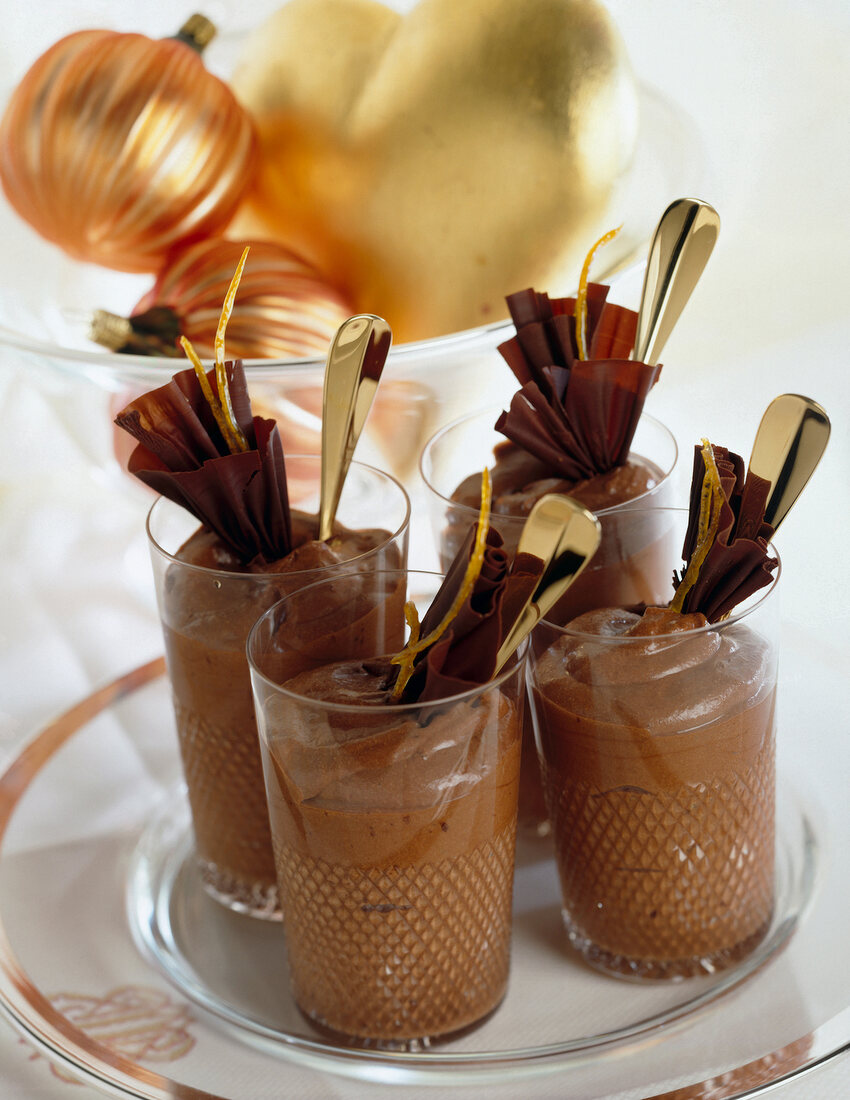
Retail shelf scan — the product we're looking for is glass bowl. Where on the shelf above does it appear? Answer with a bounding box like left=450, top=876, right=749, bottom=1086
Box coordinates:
left=0, top=45, right=706, bottom=495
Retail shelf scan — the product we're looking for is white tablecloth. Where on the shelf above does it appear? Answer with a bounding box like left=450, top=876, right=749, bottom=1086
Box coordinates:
left=0, top=1, right=848, bottom=1097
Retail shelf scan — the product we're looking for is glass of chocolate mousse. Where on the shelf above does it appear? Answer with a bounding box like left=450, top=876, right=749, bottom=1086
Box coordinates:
left=527, top=487, right=782, bottom=979
left=421, top=273, right=681, bottom=838
left=247, top=568, right=526, bottom=1049
left=147, top=456, right=410, bottom=919
left=421, top=407, right=678, bottom=838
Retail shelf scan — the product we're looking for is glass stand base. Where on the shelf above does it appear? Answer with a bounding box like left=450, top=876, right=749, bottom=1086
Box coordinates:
left=3, top=658, right=845, bottom=1097
left=126, top=782, right=816, bottom=1085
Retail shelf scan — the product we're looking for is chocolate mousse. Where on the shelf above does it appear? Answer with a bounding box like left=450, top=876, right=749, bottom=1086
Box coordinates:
left=250, top=498, right=542, bottom=1045
left=449, top=444, right=670, bottom=622
left=531, top=605, right=776, bottom=977
left=263, top=657, right=522, bottom=1046
left=453, top=444, right=658, bottom=520
left=528, top=439, right=782, bottom=977
left=160, top=513, right=403, bottom=906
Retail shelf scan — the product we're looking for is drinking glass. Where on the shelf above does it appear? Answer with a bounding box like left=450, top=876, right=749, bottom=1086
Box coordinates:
left=527, top=517, right=780, bottom=979
left=248, top=568, right=526, bottom=1047
left=147, top=457, right=409, bottom=918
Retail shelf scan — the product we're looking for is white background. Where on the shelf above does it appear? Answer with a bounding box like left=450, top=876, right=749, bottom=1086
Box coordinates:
left=0, top=1, right=847, bottom=1097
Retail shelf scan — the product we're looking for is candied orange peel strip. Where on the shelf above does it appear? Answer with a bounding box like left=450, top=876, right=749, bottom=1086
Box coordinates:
left=402, top=600, right=421, bottom=648
left=575, top=225, right=621, bottom=361
left=180, top=335, right=244, bottom=454
left=179, top=247, right=250, bottom=455
left=214, top=246, right=250, bottom=453
left=670, top=439, right=725, bottom=612
left=390, top=469, right=492, bottom=700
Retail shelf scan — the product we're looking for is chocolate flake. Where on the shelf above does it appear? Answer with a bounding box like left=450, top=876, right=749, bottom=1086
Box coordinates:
left=495, top=285, right=661, bottom=479
left=115, top=360, right=292, bottom=564
left=399, top=525, right=544, bottom=703
left=672, top=442, right=777, bottom=622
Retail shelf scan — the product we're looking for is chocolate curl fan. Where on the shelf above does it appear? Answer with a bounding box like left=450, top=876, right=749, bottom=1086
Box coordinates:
left=495, top=228, right=661, bottom=479
left=391, top=473, right=545, bottom=704
left=671, top=440, right=778, bottom=623
left=114, top=247, right=293, bottom=564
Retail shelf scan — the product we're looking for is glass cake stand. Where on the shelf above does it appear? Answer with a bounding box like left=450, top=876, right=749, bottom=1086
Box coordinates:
left=0, top=80, right=705, bottom=496
left=0, top=641, right=848, bottom=1098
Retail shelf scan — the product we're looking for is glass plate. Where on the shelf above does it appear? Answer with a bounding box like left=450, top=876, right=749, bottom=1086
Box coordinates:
left=0, top=655, right=848, bottom=1099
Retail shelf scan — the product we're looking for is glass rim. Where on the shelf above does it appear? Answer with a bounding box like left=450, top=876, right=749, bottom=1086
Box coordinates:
left=0, top=310, right=518, bottom=373
left=145, top=455, right=411, bottom=579
left=247, top=568, right=527, bottom=714
left=418, top=407, right=678, bottom=519
left=541, top=522, right=782, bottom=643
left=0, top=259, right=649, bottom=376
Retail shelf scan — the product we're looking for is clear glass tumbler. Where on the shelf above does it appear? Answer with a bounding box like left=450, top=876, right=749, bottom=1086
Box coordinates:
left=526, top=521, right=780, bottom=980
left=146, top=457, right=410, bottom=919
left=248, top=569, right=526, bottom=1048
left=420, top=407, right=679, bottom=836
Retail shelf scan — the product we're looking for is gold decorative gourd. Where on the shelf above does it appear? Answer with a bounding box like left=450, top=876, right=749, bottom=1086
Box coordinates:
left=0, top=15, right=256, bottom=273
left=231, top=0, right=639, bottom=343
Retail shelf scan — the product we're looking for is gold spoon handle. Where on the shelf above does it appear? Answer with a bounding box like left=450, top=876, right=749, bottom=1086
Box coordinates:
left=633, top=197, right=720, bottom=365
left=494, top=494, right=601, bottom=674
left=318, top=314, right=392, bottom=541
left=748, top=393, right=831, bottom=533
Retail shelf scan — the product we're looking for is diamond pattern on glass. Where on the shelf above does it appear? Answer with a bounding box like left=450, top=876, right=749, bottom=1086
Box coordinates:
left=546, top=737, right=775, bottom=978
left=175, top=699, right=276, bottom=887
left=276, top=824, right=517, bottom=1044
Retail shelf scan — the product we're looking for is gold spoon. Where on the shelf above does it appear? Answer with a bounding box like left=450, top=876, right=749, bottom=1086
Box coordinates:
left=748, top=393, right=831, bottom=532
left=633, top=197, right=721, bottom=365
left=317, top=314, right=392, bottom=541
left=494, top=494, right=601, bottom=673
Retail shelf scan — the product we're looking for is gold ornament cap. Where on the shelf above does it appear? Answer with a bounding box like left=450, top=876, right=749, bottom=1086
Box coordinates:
left=175, top=14, right=217, bottom=51
left=90, top=310, right=133, bottom=351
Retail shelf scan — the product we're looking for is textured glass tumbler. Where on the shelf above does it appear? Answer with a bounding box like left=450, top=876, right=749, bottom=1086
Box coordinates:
left=146, top=458, right=409, bottom=919
left=420, top=407, right=678, bottom=618
left=527, top=542, right=780, bottom=980
left=248, top=569, right=525, bottom=1048
left=421, top=408, right=678, bottom=837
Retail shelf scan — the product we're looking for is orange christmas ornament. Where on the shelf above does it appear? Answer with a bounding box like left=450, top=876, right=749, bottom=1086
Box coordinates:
left=0, top=15, right=256, bottom=273
left=91, top=237, right=356, bottom=359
